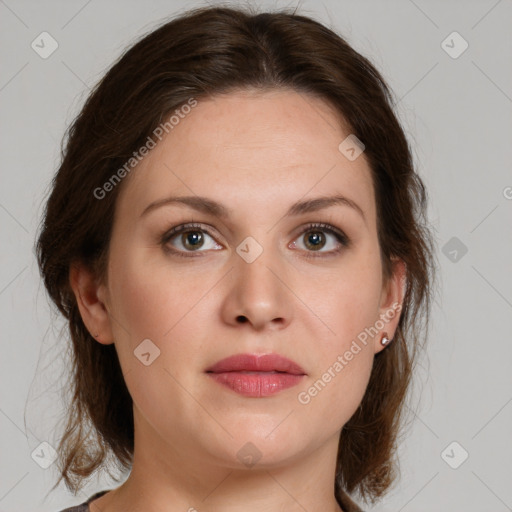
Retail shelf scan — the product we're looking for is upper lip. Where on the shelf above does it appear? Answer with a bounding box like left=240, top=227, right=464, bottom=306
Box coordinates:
left=206, top=353, right=306, bottom=375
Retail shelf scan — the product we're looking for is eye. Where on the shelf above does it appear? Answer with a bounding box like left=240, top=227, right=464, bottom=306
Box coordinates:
left=161, top=223, right=222, bottom=257
left=289, top=223, right=350, bottom=258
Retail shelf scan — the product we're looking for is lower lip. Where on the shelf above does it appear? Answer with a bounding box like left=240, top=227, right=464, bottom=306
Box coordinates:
left=207, top=371, right=305, bottom=397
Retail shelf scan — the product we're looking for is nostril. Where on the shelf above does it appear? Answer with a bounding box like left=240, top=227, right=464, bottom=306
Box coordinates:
left=236, top=316, right=248, bottom=323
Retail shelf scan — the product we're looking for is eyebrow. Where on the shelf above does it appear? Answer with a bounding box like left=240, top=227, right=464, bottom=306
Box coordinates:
left=140, top=194, right=366, bottom=223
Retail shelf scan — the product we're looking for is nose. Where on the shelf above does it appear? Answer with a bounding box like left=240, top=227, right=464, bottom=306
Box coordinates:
left=220, top=247, right=293, bottom=332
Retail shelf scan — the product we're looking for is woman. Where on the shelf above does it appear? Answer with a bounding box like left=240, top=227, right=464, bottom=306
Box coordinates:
left=36, top=5, right=436, bottom=512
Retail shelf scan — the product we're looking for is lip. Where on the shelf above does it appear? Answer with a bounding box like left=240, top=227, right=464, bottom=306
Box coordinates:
left=205, top=353, right=306, bottom=398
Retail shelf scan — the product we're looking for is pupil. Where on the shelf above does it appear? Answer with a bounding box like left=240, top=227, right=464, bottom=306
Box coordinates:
left=184, top=231, right=203, bottom=249
left=306, top=232, right=324, bottom=250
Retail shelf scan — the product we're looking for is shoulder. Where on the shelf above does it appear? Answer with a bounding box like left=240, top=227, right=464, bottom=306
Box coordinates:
left=57, top=490, right=111, bottom=512
left=57, top=504, right=88, bottom=512
left=337, top=487, right=366, bottom=512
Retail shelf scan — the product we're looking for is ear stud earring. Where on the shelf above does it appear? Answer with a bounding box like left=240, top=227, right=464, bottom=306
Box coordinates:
left=380, top=332, right=392, bottom=346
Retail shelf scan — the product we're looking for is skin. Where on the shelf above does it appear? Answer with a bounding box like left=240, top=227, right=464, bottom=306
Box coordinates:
left=70, top=89, right=405, bottom=512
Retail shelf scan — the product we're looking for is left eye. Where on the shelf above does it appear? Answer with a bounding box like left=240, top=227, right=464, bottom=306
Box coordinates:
left=289, top=223, right=349, bottom=257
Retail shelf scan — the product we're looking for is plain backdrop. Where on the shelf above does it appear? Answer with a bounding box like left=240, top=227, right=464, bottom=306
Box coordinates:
left=1, top=0, right=511, bottom=511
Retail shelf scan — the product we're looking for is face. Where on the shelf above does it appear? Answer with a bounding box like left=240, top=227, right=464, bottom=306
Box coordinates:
left=75, top=89, right=404, bottom=472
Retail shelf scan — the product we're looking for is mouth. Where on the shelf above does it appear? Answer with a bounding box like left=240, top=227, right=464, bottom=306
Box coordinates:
left=205, top=353, right=306, bottom=398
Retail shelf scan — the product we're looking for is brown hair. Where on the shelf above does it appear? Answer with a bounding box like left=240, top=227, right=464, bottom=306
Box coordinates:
left=36, top=4, right=436, bottom=507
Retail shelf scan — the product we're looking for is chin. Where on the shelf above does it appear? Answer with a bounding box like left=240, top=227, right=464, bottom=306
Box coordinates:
left=209, top=423, right=314, bottom=470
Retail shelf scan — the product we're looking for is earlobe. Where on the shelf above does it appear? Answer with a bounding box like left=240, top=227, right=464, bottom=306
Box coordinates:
left=69, top=262, right=114, bottom=345
left=375, top=258, right=407, bottom=353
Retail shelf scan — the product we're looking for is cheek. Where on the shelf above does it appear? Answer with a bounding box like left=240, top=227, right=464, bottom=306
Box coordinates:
left=107, top=248, right=197, bottom=341
left=110, top=267, right=169, bottom=343
left=293, top=257, right=380, bottom=426
left=310, top=255, right=382, bottom=347
left=105, top=254, right=207, bottom=426
left=106, top=249, right=219, bottom=381
left=296, top=325, right=375, bottom=436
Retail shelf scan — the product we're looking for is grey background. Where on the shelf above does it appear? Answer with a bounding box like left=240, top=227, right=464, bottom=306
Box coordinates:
left=1, top=0, right=511, bottom=511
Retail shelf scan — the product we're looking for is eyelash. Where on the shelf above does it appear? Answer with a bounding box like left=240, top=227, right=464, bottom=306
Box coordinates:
left=160, top=222, right=350, bottom=259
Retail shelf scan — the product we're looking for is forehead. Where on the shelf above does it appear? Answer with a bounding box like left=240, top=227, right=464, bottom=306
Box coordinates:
left=116, top=89, right=375, bottom=223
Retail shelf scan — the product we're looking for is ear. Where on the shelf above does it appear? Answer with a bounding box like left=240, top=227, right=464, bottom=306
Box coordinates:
left=374, top=258, right=407, bottom=354
left=69, top=262, right=114, bottom=345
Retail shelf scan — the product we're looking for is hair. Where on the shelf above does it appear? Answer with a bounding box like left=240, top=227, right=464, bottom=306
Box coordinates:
left=35, top=4, right=436, bottom=507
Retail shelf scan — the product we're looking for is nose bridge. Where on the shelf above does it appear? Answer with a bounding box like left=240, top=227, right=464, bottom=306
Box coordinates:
left=225, top=236, right=292, bottom=329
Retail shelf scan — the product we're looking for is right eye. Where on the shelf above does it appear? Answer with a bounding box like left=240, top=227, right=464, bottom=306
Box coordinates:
left=161, top=223, right=224, bottom=257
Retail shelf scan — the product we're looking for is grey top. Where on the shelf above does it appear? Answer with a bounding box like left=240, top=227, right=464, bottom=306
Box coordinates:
left=58, top=488, right=364, bottom=512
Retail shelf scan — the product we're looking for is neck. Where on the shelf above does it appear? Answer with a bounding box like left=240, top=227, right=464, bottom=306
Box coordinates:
left=93, top=408, right=345, bottom=512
